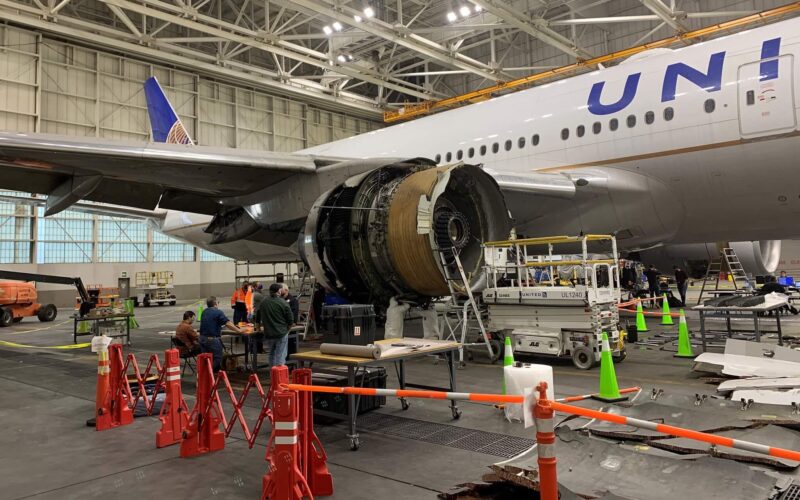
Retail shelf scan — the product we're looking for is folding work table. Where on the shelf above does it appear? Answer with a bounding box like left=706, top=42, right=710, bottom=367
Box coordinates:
left=290, top=338, right=461, bottom=451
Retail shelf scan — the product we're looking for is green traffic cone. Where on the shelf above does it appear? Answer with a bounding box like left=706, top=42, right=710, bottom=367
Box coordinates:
left=635, top=300, right=648, bottom=332
left=675, top=309, right=695, bottom=358
left=592, top=332, right=628, bottom=403
left=661, top=294, right=674, bottom=326
left=502, top=335, right=514, bottom=394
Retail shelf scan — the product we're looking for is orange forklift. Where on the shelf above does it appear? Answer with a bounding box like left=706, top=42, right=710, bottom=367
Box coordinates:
left=0, top=270, right=91, bottom=327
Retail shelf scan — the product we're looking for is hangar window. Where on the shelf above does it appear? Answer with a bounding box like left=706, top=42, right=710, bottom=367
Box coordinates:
left=504, top=139, right=512, bottom=151
left=457, top=150, right=463, bottom=160
left=153, top=232, right=195, bottom=262
left=492, top=142, right=499, bottom=154
left=609, top=118, right=618, bottom=131
left=435, top=154, right=441, bottom=163
left=592, top=122, right=601, bottom=134
left=626, top=114, right=636, bottom=128
left=576, top=125, right=585, bottom=138
left=663, top=107, right=674, bottom=121
left=446, top=152, right=452, bottom=162
left=468, top=147, right=474, bottom=158
left=200, top=249, right=232, bottom=261
left=561, top=128, right=569, bottom=140
left=480, top=145, right=487, bottom=156
left=704, top=98, right=716, bottom=113
left=518, top=137, right=525, bottom=149
left=645, top=111, right=655, bottom=125
left=531, top=134, right=540, bottom=146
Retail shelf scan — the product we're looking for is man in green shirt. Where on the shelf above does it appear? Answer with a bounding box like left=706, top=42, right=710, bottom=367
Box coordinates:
left=257, top=283, right=295, bottom=366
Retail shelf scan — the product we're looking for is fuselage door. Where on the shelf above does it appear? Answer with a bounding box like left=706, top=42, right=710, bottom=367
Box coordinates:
left=737, top=54, right=796, bottom=138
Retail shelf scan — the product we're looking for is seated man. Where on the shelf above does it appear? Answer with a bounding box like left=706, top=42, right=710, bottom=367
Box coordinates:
left=175, top=311, right=201, bottom=356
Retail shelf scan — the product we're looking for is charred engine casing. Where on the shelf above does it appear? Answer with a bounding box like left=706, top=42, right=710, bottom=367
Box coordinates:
left=303, top=159, right=511, bottom=304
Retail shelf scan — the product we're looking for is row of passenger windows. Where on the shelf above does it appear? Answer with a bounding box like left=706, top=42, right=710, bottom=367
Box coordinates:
left=434, top=100, right=716, bottom=164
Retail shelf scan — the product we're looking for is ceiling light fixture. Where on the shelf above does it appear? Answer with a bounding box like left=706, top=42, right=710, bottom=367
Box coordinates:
left=363, top=6, right=375, bottom=18
left=354, top=14, right=363, bottom=22
left=446, top=11, right=458, bottom=22
left=459, top=5, right=471, bottom=17
left=323, top=25, right=333, bottom=35
left=337, top=54, right=347, bottom=63
left=332, top=21, right=343, bottom=31
left=474, top=4, right=482, bottom=12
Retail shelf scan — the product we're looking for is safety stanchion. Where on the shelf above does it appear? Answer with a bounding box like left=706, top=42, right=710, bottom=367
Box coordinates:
left=156, top=348, right=189, bottom=448
left=262, top=390, right=313, bottom=500
left=95, top=343, right=134, bottom=431
left=534, top=382, right=558, bottom=500
left=180, top=354, right=226, bottom=458
left=293, top=368, right=333, bottom=496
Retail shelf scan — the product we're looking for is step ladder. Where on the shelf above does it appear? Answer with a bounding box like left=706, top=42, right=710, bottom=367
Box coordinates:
left=438, top=246, right=496, bottom=366
left=697, top=247, right=751, bottom=304
left=296, top=267, right=318, bottom=339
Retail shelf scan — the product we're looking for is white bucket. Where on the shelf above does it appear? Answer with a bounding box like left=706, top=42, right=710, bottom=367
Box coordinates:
left=504, top=363, right=554, bottom=423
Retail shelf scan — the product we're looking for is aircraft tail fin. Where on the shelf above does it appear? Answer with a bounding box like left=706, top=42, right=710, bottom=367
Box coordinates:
left=144, top=76, right=194, bottom=145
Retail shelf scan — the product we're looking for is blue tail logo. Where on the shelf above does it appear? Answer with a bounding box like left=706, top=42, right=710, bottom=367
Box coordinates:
left=144, top=76, right=194, bottom=145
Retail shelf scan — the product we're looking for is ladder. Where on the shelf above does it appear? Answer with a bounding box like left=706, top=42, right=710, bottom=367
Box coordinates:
left=438, top=247, right=496, bottom=366
left=296, top=267, right=318, bottom=339
left=697, top=247, right=751, bottom=304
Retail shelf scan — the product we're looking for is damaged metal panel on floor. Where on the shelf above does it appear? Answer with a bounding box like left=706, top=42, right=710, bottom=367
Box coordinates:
left=648, top=425, right=800, bottom=469
left=718, top=378, right=800, bottom=392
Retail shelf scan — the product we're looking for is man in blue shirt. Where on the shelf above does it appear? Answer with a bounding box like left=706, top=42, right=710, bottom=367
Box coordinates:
left=199, top=296, right=242, bottom=371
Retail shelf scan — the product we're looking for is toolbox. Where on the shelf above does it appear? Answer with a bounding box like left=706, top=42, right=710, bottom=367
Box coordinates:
left=312, top=366, right=387, bottom=421
left=321, top=304, right=376, bottom=345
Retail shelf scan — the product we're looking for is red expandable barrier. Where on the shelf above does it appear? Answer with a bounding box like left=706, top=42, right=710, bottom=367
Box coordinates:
left=262, top=390, right=313, bottom=500
left=180, top=354, right=226, bottom=457
left=96, top=343, right=134, bottom=431
left=156, top=349, right=189, bottom=448
left=292, top=368, right=333, bottom=496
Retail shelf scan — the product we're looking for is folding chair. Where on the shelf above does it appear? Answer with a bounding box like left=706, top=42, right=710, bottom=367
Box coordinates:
left=171, top=336, right=197, bottom=375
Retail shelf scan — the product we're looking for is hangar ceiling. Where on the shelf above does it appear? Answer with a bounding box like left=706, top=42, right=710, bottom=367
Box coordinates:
left=0, top=0, right=795, bottom=119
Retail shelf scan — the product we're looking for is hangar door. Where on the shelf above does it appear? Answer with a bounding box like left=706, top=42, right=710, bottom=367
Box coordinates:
left=737, top=54, right=796, bottom=138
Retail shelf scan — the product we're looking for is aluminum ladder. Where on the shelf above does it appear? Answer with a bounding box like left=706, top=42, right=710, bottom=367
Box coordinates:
left=438, top=247, right=496, bottom=366
left=697, top=247, right=750, bottom=304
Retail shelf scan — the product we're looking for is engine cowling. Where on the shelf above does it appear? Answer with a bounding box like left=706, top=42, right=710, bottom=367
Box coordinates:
left=636, top=240, right=781, bottom=277
left=303, top=159, right=512, bottom=304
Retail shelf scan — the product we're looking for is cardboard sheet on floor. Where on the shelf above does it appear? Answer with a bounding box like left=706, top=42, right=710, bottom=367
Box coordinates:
left=718, top=377, right=800, bottom=392
left=495, top=428, right=777, bottom=500
left=649, top=425, right=800, bottom=469
left=586, top=402, right=753, bottom=440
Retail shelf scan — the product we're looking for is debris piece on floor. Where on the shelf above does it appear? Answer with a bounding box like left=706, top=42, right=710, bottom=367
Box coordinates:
left=649, top=424, right=800, bottom=469
left=693, top=352, right=725, bottom=375
left=693, top=339, right=800, bottom=378
left=731, top=389, right=800, bottom=406
left=718, top=377, right=800, bottom=393
left=487, top=428, right=779, bottom=500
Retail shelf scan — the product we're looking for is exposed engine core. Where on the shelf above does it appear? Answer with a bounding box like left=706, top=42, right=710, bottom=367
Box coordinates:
left=303, top=159, right=511, bottom=304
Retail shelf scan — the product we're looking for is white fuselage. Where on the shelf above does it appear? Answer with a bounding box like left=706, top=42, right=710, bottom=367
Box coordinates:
left=161, top=17, right=800, bottom=262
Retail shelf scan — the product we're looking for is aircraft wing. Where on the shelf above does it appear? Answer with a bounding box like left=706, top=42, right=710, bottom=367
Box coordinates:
left=0, top=194, right=166, bottom=220
left=0, top=132, right=337, bottom=216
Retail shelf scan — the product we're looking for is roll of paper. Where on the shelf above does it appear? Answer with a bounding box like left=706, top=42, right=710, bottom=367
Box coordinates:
left=319, top=343, right=380, bottom=359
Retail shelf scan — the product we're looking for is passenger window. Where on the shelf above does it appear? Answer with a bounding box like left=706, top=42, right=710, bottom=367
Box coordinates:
left=645, top=111, right=654, bottom=124
left=480, top=145, right=487, bottom=156
left=576, top=125, right=585, bottom=138
left=504, top=139, right=512, bottom=151
left=532, top=134, right=540, bottom=146
left=561, top=128, right=569, bottom=140
left=435, top=154, right=441, bottom=163
left=456, top=150, right=463, bottom=160
left=609, top=118, right=618, bottom=131
left=746, top=91, right=755, bottom=106
left=492, top=142, right=499, bottom=154
left=626, top=114, right=636, bottom=128
left=518, top=136, right=525, bottom=149
left=592, top=122, right=601, bottom=134
left=446, top=152, right=452, bottom=162
left=663, top=107, right=674, bottom=121
left=468, top=147, right=474, bottom=158
left=704, top=98, right=715, bottom=113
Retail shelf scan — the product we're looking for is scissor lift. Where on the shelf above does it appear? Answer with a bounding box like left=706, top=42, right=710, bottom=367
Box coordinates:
left=482, top=234, right=626, bottom=369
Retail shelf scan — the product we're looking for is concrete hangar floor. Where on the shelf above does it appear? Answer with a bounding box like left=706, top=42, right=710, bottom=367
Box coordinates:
left=2, top=294, right=800, bottom=499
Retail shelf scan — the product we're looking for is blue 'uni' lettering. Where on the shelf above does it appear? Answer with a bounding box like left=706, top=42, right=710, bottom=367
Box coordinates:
left=587, top=73, right=641, bottom=116
left=661, top=51, right=725, bottom=102
left=760, top=37, right=781, bottom=81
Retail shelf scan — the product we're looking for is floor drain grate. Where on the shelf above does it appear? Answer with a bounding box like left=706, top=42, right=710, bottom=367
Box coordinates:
left=781, top=485, right=800, bottom=500
left=356, top=413, right=535, bottom=458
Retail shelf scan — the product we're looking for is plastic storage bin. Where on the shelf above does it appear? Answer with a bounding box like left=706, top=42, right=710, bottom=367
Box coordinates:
left=312, top=366, right=387, bottom=421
